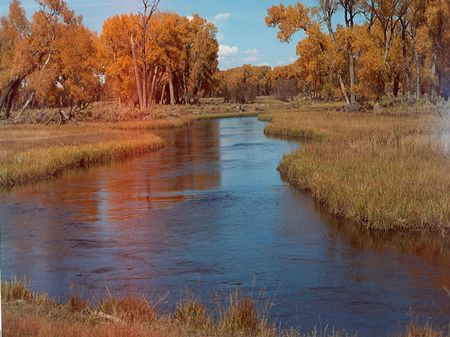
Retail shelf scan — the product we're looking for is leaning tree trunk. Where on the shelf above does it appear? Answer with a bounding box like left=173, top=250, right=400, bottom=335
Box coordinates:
left=13, top=92, right=35, bottom=123
left=131, top=34, right=143, bottom=110
left=0, top=78, right=22, bottom=119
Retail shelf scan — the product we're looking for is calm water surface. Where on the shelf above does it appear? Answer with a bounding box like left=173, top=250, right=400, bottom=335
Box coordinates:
left=1, top=118, right=449, bottom=336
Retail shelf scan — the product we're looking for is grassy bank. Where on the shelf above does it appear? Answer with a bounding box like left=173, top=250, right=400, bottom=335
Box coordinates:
left=0, top=122, right=170, bottom=190
left=262, top=102, right=450, bottom=232
left=2, top=280, right=448, bottom=337
left=0, top=101, right=265, bottom=191
left=0, top=134, right=164, bottom=190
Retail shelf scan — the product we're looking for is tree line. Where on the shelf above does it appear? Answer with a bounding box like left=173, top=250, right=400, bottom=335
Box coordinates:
left=0, top=0, right=219, bottom=121
left=1, top=0, right=449, bottom=122
left=265, top=0, right=450, bottom=106
left=213, top=64, right=300, bottom=103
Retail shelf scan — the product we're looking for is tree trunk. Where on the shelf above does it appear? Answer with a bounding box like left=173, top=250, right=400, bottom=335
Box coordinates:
left=149, top=66, right=158, bottom=109
left=342, top=7, right=356, bottom=105
left=401, top=29, right=410, bottom=98
left=142, top=46, right=147, bottom=110
left=0, top=78, right=22, bottom=119
left=348, top=44, right=356, bottom=105
left=160, top=83, right=166, bottom=105
left=393, top=74, right=400, bottom=96
left=414, top=45, right=420, bottom=101
left=13, top=92, right=35, bottom=123
left=430, top=52, right=438, bottom=101
left=182, top=73, right=188, bottom=105
left=168, top=65, right=175, bottom=105
left=130, top=34, right=143, bottom=110
left=5, top=80, right=21, bottom=119
left=338, top=74, right=351, bottom=106
left=324, top=15, right=350, bottom=106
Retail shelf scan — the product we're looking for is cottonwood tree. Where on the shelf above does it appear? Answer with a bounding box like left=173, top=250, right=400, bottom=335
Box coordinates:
left=318, top=0, right=351, bottom=105
left=266, top=0, right=450, bottom=104
left=132, top=0, right=160, bottom=111
left=338, top=0, right=364, bottom=105
left=183, top=15, right=219, bottom=104
left=0, top=0, right=100, bottom=122
left=265, top=3, right=348, bottom=102
left=99, top=11, right=218, bottom=108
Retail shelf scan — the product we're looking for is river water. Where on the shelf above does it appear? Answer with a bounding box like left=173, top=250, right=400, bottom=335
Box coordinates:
left=1, top=117, right=449, bottom=336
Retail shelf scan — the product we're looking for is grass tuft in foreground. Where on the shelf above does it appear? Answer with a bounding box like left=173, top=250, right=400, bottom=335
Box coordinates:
left=2, top=281, right=448, bottom=337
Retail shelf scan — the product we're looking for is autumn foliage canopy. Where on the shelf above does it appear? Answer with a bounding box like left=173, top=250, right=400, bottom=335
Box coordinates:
left=0, top=0, right=449, bottom=120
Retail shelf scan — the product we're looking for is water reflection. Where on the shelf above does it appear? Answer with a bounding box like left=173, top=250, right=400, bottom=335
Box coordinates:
left=1, top=118, right=449, bottom=337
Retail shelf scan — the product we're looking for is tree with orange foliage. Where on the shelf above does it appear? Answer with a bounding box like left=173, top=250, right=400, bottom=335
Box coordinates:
left=0, top=0, right=100, bottom=122
left=183, top=15, right=219, bottom=104
left=99, top=15, right=140, bottom=106
left=99, top=11, right=218, bottom=108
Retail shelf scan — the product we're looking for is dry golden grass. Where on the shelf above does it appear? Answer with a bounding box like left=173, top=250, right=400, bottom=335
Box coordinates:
left=2, top=281, right=447, bottom=337
left=0, top=121, right=168, bottom=190
left=2, top=281, right=277, bottom=337
left=263, top=102, right=450, bottom=231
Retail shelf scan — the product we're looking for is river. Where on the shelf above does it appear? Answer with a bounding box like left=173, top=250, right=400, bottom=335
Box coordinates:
left=1, top=117, right=449, bottom=336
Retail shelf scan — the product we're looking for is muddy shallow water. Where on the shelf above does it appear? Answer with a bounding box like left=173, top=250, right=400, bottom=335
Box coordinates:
left=1, top=117, right=449, bottom=336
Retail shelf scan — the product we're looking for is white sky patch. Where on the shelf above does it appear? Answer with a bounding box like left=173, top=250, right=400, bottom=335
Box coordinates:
left=217, top=33, right=226, bottom=42
left=242, top=49, right=261, bottom=63
left=213, top=13, right=231, bottom=24
left=243, top=49, right=260, bottom=56
left=186, top=15, right=194, bottom=21
left=242, top=56, right=260, bottom=63
left=219, top=45, right=239, bottom=57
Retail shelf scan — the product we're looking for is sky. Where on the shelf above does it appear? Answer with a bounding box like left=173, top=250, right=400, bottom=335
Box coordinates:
left=0, top=0, right=314, bottom=69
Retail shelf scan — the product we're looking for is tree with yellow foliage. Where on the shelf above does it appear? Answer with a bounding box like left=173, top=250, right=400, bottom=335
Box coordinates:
left=266, top=0, right=450, bottom=104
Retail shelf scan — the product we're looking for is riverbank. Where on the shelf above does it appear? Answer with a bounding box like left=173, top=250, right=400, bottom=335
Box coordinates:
left=2, top=280, right=447, bottom=337
left=3, top=99, right=450, bottom=231
left=261, top=102, right=450, bottom=232
left=0, top=101, right=267, bottom=191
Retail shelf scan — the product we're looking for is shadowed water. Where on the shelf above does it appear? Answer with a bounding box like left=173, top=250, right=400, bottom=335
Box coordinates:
left=1, top=118, right=449, bottom=336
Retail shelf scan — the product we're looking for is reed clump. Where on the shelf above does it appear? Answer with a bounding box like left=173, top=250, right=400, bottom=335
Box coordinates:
left=264, top=102, right=450, bottom=231
left=1, top=281, right=276, bottom=337
left=2, top=281, right=447, bottom=337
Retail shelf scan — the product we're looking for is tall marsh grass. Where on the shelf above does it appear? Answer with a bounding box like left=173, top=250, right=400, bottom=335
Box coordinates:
left=0, top=133, right=164, bottom=190
left=265, top=104, right=450, bottom=231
